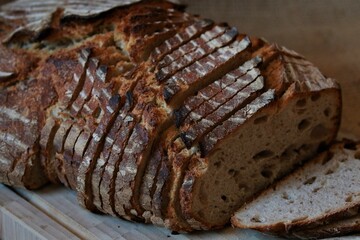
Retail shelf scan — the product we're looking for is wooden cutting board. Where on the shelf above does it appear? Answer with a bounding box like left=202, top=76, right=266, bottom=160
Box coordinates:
left=0, top=184, right=282, bottom=240
left=1, top=1, right=360, bottom=239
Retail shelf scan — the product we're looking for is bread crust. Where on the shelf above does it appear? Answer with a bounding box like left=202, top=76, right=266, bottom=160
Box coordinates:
left=77, top=94, right=122, bottom=211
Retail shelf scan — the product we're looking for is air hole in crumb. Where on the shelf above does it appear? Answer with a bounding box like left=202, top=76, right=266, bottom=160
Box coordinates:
left=355, top=151, right=360, bottom=160
left=221, top=195, right=227, bottom=202
left=318, top=141, right=328, bottom=152
left=281, top=192, right=289, bottom=200
left=313, top=187, right=321, bottom=193
left=296, top=99, right=307, bottom=107
left=325, top=169, right=334, bottom=175
left=304, top=176, right=316, bottom=185
left=254, top=116, right=268, bottom=124
left=214, top=161, right=221, bottom=168
left=250, top=216, right=262, bottom=223
left=345, top=195, right=353, bottom=202
left=253, top=150, right=274, bottom=160
left=311, top=93, right=321, bottom=102
left=324, top=108, right=331, bottom=117
left=228, top=169, right=239, bottom=177
left=343, top=141, right=357, bottom=150
left=310, top=124, right=328, bottom=139
left=298, top=119, right=311, bottom=131
left=261, top=169, right=273, bottom=179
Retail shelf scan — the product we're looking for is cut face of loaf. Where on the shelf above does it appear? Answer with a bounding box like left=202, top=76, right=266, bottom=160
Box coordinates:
left=231, top=141, right=360, bottom=235
left=178, top=86, right=340, bottom=230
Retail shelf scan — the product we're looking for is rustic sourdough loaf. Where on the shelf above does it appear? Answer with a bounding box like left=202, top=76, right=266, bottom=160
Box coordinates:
left=231, top=141, right=360, bottom=237
left=0, top=0, right=342, bottom=233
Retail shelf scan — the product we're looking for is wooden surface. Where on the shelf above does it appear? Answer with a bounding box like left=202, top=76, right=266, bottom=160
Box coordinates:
left=1, top=1, right=360, bottom=239
left=1, top=184, right=360, bottom=239
left=0, top=184, right=283, bottom=240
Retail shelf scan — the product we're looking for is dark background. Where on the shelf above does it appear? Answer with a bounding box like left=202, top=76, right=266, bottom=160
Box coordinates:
left=182, top=0, right=360, bottom=140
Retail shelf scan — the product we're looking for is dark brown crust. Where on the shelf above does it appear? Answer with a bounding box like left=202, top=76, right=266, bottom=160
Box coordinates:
left=71, top=130, right=92, bottom=188
left=173, top=57, right=262, bottom=128
left=163, top=36, right=251, bottom=106
left=155, top=26, right=236, bottom=82
left=156, top=25, right=226, bottom=70
left=92, top=92, right=137, bottom=211
left=114, top=122, right=150, bottom=219
left=139, top=145, right=163, bottom=222
left=58, top=48, right=91, bottom=109
left=0, top=73, right=55, bottom=189
left=116, top=98, right=171, bottom=220
left=53, top=120, right=74, bottom=187
left=151, top=148, right=170, bottom=226
left=69, top=58, right=99, bottom=117
left=39, top=117, right=60, bottom=184
left=151, top=19, right=214, bottom=63
left=63, top=124, right=84, bottom=190
left=100, top=112, right=137, bottom=217
left=180, top=71, right=264, bottom=148
left=77, top=94, right=122, bottom=211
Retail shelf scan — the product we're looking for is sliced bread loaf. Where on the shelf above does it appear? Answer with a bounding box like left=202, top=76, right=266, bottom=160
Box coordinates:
left=231, top=141, right=360, bottom=235
left=0, top=0, right=344, bottom=233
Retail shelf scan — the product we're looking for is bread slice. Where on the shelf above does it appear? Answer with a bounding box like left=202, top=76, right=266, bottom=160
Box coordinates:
left=231, top=141, right=360, bottom=235
left=59, top=48, right=92, bottom=108
left=53, top=120, right=74, bottom=187
left=40, top=117, right=60, bottom=184
left=72, top=130, right=92, bottom=187
left=292, top=213, right=360, bottom=239
left=69, top=58, right=99, bottom=117
left=63, top=124, right=84, bottom=190
left=162, top=36, right=252, bottom=107
left=100, top=111, right=137, bottom=217
left=0, top=75, right=54, bottom=189
left=174, top=57, right=262, bottom=127
left=180, top=71, right=264, bottom=148
left=139, top=145, right=164, bottom=222
left=76, top=94, right=122, bottom=211
left=91, top=92, right=135, bottom=212
left=156, top=24, right=226, bottom=69
left=155, top=26, right=237, bottom=82
left=151, top=19, right=214, bottom=62
left=114, top=1, right=192, bottom=62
